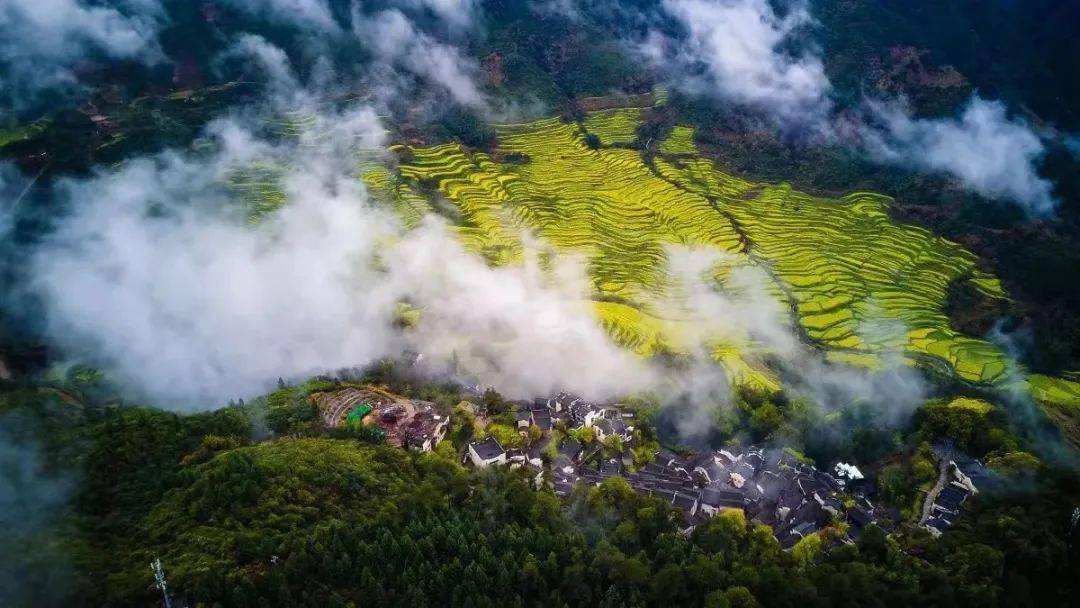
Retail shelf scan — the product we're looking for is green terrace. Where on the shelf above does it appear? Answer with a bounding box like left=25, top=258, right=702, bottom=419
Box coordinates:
left=364, top=103, right=1080, bottom=425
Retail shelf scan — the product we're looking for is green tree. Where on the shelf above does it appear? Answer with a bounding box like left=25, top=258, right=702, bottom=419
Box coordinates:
left=749, top=402, right=783, bottom=440
left=481, top=388, right=508, bottom=416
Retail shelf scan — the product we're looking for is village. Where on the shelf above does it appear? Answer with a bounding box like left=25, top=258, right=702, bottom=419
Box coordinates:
left=314, top=386, right=451, bottom=452
left=312, top=383, right=983, bottom=548
left=461, top=392, right=884, bottom=547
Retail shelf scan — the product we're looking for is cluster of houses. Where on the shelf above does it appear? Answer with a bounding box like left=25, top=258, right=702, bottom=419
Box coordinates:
left=467, top=393, right=632, bottom=485
left=923, top=454, right=985, bottom=536
left=467, top=393, right=879, bottom=548
left=553, top=443, right=877, bottom=547
left=400, top=405, right=451, bottom=452
left=317, top=387, right=449, bottom=452
left=512, top=392, right=635, bottom=442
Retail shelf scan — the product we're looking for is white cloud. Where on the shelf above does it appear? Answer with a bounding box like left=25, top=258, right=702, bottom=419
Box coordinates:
left=386, top=225, right=656, bottom=400
left=0, top=0, right=165, bottom=110
left=1064, top=134, right=1080, bottom=160
left=23, top=101, right=927, bottom=431
left=654, top=247, right=925, bottom=439
left=354, top=9, right=488, bottom=111
left=651, top=0, right=831, bottom=126
left=219, top=0, right=341, bottom=34
left=529, top=0, right=581, bottom=21
left=28, top=108, right=649, bottom=407
left=217, top=34, right=303, bottom=104
left=399, top=0, right=480, bottom=32
left=217, top=0, right=482, bottom=37
left=0, top=163, right=27, bottom=240
left=863, top=96, right=1056, bottom=214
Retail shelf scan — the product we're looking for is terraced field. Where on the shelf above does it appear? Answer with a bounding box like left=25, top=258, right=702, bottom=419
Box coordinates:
left=231, top=110, right=389, bottom=223
left=582, top=109, right=642, bottom=146
left=227, top=161, right=287, bottom=222
left=357, top=102, right=1077, bottom=422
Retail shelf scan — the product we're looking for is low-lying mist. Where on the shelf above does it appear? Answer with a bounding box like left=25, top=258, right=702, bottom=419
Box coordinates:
left=25, top=104, right=657, bottom=408
left=21, top=96, right=928, bottom=438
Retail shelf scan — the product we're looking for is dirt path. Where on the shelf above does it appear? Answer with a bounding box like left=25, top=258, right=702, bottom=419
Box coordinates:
left=919, top=460, right=949, bottom=525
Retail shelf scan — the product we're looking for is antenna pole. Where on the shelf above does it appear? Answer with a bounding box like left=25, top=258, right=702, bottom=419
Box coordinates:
left=151, top=557, right=173, bottom=608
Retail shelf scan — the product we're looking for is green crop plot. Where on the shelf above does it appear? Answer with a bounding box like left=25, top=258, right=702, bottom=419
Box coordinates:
left=361, top=164, right=432, bottom=229
left=1027, top=374, right=1080, bottom=408
left=346, top=403, right=373, bottom=429
left=270, top=110, right=319, bottom=145
left=367, top=105, right=1076, bottom=413
left=227, top=161, right=287, bottom=223
left=658, top=126, right=696, bottom=156
left=582, top=108, right=642, bottom=146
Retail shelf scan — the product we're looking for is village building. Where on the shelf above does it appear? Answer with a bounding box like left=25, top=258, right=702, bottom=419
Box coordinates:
left=515, top=409, right=532, bottom=430
left=699, top=487, right=745, bottom=517
left=462, top=392, right=882, bottom=549
left=402, top=410, right=450, bottom=452
left=468, top=437, right=506, bottom=468
left=923, top=452, right=984, bottom=536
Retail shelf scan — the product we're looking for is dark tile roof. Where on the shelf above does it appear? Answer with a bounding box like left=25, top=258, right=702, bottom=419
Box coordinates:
left=745, top=452, right=765, bottom=470
left=553, top=481, right=574, bottom=496
left=697, top=460, right=727, bottom=483
left=822, top=497, right=844, bottom=512
left=790, top=500, right=824, bottom=527
left=654, top=490, right=677, bottom=503
left=779, top=532, right=801, bottom=549
left=936, top=485, right=968, bottom=510
left=778, top=488, right=803, bottom=510
left=531, top=410, right=552, bottom=430
left=797, top=476, right=823, bottom=496
left=743, top=483, right=764, bottom=502
left=558, top=438, right=582, bottom=459
left=734, top=462, right=755, bottom=478
left=643, top=462, right=665, bottom=475
left=846, top=507, right=872, bottom=527
left=600, top=459, right=622, bottom=475
left=687, top=452, right=713, bottom=470
left=700, top=487, right=745, bottom=509
left=470, top=437, right=504, bottom=460
left=814, top=470, right=843, bottom=491
left=659, top=480, right=684, bottom=492
left=791, top=521, right=818, bottom=537
left=752, top=507, right=778, bottom=527
left=656, top=448, right=680, bottom=465
left=925, top=516, right=950, bottom=531
left=673, top=493, right=697, bottom=512
left=527, top=435, right=551, bottom=460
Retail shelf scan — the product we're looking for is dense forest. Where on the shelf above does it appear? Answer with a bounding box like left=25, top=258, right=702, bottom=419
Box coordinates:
left=2, top=366, right=1077, bottom=607
left=2, top=1, right=1080, bottom=606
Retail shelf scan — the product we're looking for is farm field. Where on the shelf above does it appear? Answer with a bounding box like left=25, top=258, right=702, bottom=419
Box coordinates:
left=357, top=101, right=1076, bottom=420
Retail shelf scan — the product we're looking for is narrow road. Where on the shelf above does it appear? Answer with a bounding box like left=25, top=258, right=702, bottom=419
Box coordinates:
left=919, top=460, right=949, bottom=525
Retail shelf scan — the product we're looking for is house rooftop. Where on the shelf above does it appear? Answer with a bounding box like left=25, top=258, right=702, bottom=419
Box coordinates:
left=531, top=410, right=552, bottom=430
left=673, top=493, right=697, bottom=512
left=936, top=485, right=969, bottom=510
left=470, top=437, right=504, bottom=460
left=925, top=516, right=950, bottom=532
left=553, top=481, right=574, bottom=496
left=791, top=521, right=818, bottom=537
left=846, top=507, right=872, bottom=527
left=700, top=487, right=745, bottom=508
left=558, top=438, right=582, bottom=459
